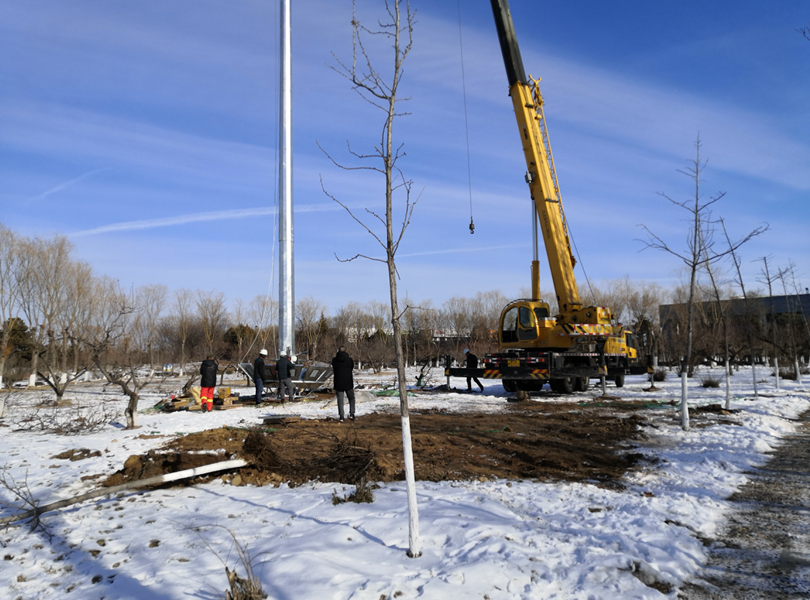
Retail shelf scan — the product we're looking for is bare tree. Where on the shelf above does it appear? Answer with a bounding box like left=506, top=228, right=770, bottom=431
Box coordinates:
left=35, top=260, right=94, bottom=403
left=755, top=256, right=786, bottom=390
left=78, top=277, right=146, bottom=428
left=402, top=298, right=439, bottom=368
left=196, top=290, right=228, bottom=358
left=15, top=235, right=95, bottom=402
left=320, top=0, right=421, bottom=557
left=697, top=231, right=735, bottom=407
left=172, top=288, right=194, bottom=376
left=333, top=302, right=363, bottom=345
left=639, top=136, right=767, bottom=429
left=776, top=264, right=803, bottom=384
left=441, top=296, right=472, bottom=356
left=296, top=296, right=327, bottom=361
left=136, top=284, right=168, bottom=376
left=785, top=263, right=810, bottom=360
left=720, top=219, right=761, bottom=398
left=228, top=298, right=250, bottom=363
left=0, top=224, right=22, bottom=388
left=248, top=294, right=278, bottom=356
left=16, top=235, right=74, bottom=388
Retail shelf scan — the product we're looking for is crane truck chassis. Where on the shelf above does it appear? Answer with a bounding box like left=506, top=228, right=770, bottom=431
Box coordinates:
left=445, top=1, right=648, bottom=395
left=445, top=327, right=644, bottom=394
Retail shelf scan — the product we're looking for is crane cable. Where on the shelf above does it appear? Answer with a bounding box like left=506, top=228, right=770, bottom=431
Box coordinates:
left=457, top=0, right=475, bottom=234
left=570, top=230, right=596, bottom=305
left=241, top=4, right=281, bottom=364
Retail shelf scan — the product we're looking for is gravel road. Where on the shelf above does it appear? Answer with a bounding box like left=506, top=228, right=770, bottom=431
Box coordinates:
left=679, top=409, right=810, bottom=599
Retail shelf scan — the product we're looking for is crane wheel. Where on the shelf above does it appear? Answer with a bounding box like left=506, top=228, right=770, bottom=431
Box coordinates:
left=551, top=377, right=575, bottom=394
left=574, top=376, right=589, bottom=392
left=614, top=374, right=625, bottom=388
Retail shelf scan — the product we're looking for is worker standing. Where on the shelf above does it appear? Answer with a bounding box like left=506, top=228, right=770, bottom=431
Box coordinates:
left=199, top=354, right=218, bottom=412
left=254, top=349, right=268, bottom=406
left=331, top=346, right=356, bottom=422
left=276, top=352, right=294, bottom=403
left=464, top=348, right=485, bottom=393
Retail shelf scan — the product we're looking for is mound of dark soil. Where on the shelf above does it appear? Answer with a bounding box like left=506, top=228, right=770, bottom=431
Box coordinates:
left=103, top=402, right=651, bottom=489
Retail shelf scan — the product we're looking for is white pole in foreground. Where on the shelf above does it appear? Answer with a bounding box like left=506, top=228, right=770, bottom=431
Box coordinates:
left=401, top=414, right=420, bottom=557
left=278, top=0, right=295, bottom=357
left=681, top=371, right=690, bottom=430
left=752, top=359, right=758, bottom=398
left=0, top=460, right=248, bottom=527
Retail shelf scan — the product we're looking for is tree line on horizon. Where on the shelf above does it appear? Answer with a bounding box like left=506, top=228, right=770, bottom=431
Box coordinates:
left=1, top=222, right=807, bottom=396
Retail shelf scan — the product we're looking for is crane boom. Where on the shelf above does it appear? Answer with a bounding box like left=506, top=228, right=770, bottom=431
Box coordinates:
left=489, top=0, right=581, bottom=314
left=445, top=0, right=642, bottom=397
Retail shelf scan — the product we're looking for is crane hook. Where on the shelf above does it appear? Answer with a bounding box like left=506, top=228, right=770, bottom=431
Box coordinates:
left=469, top=217, right=475, bottom=234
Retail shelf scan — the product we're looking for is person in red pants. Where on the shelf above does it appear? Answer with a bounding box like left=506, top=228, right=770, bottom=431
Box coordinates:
left=199, top=354, right=218, bottom=412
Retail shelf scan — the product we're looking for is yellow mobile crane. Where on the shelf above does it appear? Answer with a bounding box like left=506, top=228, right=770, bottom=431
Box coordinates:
left=447, top=0, right=640, bottom=395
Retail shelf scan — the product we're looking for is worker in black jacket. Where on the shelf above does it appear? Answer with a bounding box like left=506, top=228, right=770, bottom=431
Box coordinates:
left=199, top=354, right=218, bottom=412
left=254, top=349, right=268, bottom=405
left=276, top=352, right=294, bottom=403
left=464, top=348, right=484, bottom=392
left=331, top=346, right=355, bottom=421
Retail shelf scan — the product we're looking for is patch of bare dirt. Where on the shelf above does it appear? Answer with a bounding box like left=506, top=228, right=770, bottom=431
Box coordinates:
left=52, top=448, right=102, bottom=461
left=103, top=427, right=245, bottom=486
left=104, top=402, right=657, bottom=488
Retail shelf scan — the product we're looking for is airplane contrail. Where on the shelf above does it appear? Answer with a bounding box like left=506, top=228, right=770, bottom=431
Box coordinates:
left=32, top=168, right=110, bottom=200
left=70, top=203, right=342, bottom=237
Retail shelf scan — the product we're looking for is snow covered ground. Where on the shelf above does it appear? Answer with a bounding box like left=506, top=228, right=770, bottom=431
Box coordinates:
left=1, top=367, right=809, bottom=599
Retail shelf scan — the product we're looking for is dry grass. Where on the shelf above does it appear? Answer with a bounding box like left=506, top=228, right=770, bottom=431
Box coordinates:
left=9, top=399, right=120, bottom=435
left=701, top=376, right=722, bottom=388
left=189, top=524, right=267, bottom=600
left=332, top=477, right=375, bottom=505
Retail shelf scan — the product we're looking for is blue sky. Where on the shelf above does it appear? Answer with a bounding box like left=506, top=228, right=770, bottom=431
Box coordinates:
left=2, top=0, right=809, bottom=313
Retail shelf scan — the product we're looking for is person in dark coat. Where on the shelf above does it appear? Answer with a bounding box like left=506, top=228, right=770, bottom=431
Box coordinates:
left=276, top=352, right=294, bottom=403
left=254, top=349, right=268, bottom=405
left=199, top=354, right=218, bottom=412
left=464, top=348, right=484, bottom=392
left=331, top=346, right=355, bottom=421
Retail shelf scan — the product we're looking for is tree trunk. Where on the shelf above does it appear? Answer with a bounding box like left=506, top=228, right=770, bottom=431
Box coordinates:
left=388, top=256, right=420, bottom=558
left=29, top=349, right=39, bottom=387
left=124, top=393, right=139, bottom=429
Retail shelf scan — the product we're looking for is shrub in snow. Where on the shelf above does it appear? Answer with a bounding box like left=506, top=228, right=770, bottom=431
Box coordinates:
left=701, top=376, right=721, bottom=388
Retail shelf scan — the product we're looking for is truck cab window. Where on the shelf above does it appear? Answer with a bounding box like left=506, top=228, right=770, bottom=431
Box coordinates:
left=518, top=306, right=538, bottom=340
left=501, top=307, right=518, bottom=343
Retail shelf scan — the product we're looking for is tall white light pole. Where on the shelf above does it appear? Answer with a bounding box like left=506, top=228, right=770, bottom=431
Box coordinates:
left=278, top=0, right=295, bottom=357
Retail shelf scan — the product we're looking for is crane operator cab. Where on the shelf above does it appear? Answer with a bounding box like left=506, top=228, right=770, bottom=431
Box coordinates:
left=499, top=300, right=556, bottom=347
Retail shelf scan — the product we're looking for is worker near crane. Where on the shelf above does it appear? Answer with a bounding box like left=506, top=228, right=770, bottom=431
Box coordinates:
left=276, top=351, right=294, bottom=403
left=331, top=346, right=356, bottom=422
left=199, top=354, right=218, bottom=412
left=254, top=349, right=268, bottom=405
left=464, top=349, right=485, bottom=393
